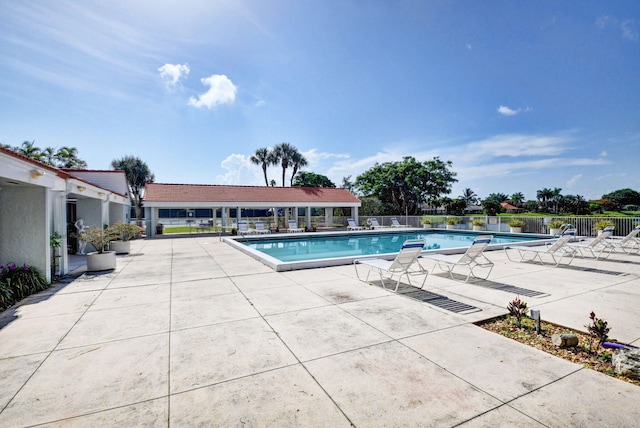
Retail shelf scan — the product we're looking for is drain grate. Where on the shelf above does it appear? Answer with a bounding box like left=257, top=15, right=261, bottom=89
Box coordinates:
left=476, top=282, right=548, bottom=298
left=401, top=288, right=482, bottom=314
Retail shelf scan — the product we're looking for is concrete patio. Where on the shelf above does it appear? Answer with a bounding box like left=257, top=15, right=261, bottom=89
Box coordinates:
left=1, top=235, right=639, bottom=427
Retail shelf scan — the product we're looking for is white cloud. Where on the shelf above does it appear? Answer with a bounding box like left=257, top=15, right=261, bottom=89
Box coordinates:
left=497, top=105, right=519, bottom=116
left=188, top=74, right=237, bottom=109
left=215, top=154, right=261, bottom=185
left=158, top=63, right=189, bottom=86
left=596, top=16, right=638, bottom=42
left=600, top=150, right=608, bottom=157
left=465, top=134, right=571, bottom=158
left=566, top=174, right=582, bottom=188
left=621, top=20, right=639, bottom=41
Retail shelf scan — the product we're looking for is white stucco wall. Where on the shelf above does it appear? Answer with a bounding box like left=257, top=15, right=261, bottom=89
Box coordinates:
left=0, top=186, right=48, bottom=278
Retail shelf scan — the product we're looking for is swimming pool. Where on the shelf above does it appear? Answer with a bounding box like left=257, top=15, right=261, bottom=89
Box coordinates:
left=226, top=229, right=551, bottom=272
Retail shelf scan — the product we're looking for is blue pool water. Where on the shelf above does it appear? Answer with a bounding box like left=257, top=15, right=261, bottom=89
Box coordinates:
left=238, top=231, right=541, bottom=263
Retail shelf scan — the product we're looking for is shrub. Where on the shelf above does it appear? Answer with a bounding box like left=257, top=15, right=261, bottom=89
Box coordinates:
left=0, top=263, right=48, bottom=303
left=471, top=219, right=485, bottom=227
left=508, top=219, right=526, bottom=228
left=585, top=311, right=610, bottom=354
left=548, top=220, right=564, bottom=229
left=507, top=296, right=528, bottom=328
left=80, top=227, right=119, bottom=253
left=594, top=220, right=615, bottom=232
left=0, top=278, right=14, bottom=310
left=445, top=218, right=458, bottom=225
left=420, top=217, right=432, bottom=225
left=111, top=222, right=144, bottom=241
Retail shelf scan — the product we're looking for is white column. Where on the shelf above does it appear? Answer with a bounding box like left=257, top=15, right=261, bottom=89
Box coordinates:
left=306, top=206, right=312, bottom=229
left=325, top=207, right=334, bottom=228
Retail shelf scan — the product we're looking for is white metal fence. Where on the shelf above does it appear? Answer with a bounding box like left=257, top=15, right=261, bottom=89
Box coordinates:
left=138, top=215, right=639, bottom=237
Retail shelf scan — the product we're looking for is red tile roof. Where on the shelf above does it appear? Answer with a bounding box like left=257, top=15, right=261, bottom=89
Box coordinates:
left=144, top=183, right=361, bottom=204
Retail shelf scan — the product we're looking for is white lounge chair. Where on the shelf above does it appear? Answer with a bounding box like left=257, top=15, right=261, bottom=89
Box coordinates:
left=347, top=219, right=365, bottom=231
left=505, top=230, right=578, bottom=266
left=237, top=221, right=251, bottom=235
left=367, top=218, right=389, bottom=229
left=253, top=221, right=271, bottom=235
left=354, top=240, right=428, bottom=292
left=568, top=226, right=615, bottom=259
left=422, top=235, right=494, bottom=282
left=609, top=225, right=640, bottom=255
left=287, top=220, right=304, bottom=233
left=390, top=217, right=409, bottom=228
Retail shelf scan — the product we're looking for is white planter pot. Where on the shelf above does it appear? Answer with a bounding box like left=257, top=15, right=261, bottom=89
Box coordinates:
left=109, top=240, right=131, bottom=255
left=510, top=227, right=522, bottom=234
left=549, top=228, right=560, bottom=236
left=422, top=224, right=431, bottom=229
left=473, top=225, right=483, bottom=231
left=86, top=251, right=116, bottom=272
left=446, top=224, right=456, bottom=230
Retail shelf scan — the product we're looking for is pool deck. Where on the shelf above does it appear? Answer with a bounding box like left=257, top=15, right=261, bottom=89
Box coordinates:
left=1, top=235, right=639, bottom=426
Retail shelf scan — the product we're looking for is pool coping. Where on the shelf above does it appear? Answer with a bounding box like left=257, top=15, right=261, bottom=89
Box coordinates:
left=224, top=228, right=555, bottom=272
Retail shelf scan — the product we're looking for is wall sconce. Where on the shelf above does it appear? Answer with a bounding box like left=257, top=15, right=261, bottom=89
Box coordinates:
left=30, top=169, right=45, bottom=179
left=77, top=186, right=86, bottom=192
left=98, top=192, right=105, bottom=197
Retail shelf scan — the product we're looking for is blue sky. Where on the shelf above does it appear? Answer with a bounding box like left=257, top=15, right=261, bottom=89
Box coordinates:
left=1, top=1, right=639, bottom=201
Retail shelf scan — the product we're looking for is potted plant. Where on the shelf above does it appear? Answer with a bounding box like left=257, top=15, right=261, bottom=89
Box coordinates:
left=80, top=227, right=118, bottom=272
left=421, top=217, right=432, bottom=229
left=548, top=220, right=564, bottom=236
left=594, top=220, right=615, bottom=236
left=109, top=222, right=144, bottom=254
left=508, top=219, right=526, bottom=233
left=471, top=219, right=485, bottom=231
left=445, top=218, right=458, bottom=230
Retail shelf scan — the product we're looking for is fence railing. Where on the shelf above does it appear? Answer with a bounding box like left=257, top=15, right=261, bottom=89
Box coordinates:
left=140, top=215, right=639, bottom=237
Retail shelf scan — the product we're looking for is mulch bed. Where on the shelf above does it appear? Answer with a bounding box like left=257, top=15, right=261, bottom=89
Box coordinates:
left=477, top=315, right=640, bottom=388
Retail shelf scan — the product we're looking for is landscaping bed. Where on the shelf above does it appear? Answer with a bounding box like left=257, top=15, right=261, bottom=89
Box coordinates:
left=477, top=315, right=640, bottom=388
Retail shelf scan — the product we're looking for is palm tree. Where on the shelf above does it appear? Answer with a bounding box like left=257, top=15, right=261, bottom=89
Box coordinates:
left=111, top=156, right=155, bottom=223
left=510, top=192, right=525, bottom=207
left=56, top=146, right=87, bottom=169
left=460, top=188, right=478, bottom=208
left=551, top=187, right=563, bottom=214
left=18, top=140, right=42, bottom=160
left=250, top=147, right=275, bottom=186
left=536, top=188, right=553, bottom=211
left=42, top=147, right=57, bottom=166
left=271, top=142, right=296, bottom=187
left=289, top=149, right=308, bottom=186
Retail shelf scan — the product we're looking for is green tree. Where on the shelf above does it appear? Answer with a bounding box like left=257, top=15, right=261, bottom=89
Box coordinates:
left=485, top=193, right=509, bottom=204
left=481, top=199, right=503, bottom=216
left=250, top=147, right=275, bottom=186
left=509, top=192, right=525, bottom=207
left=443, top=197, right=467, bottom=215
left=7, top=141, right=87, bottom=169
left=111, top=156, right=155, bottom=223
left=292, top=171, right=336, bottom=188
left=271, top=142, right=296, bottom=187
left=55, top=146, right=87, bottom=169
left=354, top=156, right=457, bottom=215
left=289, top=150, right=308, bottom=186
left=341, top=175, right=355, bottom=194
left=551, top=187, right=563, bottom=214
left=460, top=188, right=478, bottom=208
left=17, top=140, right=42, bottom=160
left=536, top=188, right=553, bottom=212
left=602, top=188, right=640, bottom=210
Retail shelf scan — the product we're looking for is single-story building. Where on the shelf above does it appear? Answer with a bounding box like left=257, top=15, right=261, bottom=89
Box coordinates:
left=0, top=147, right=131, bottom=282
left=143, top=183, right=361, bottom=236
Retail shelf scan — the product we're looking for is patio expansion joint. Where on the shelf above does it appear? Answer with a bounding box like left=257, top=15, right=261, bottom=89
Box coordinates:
left=0, top=272, right=118, bottom=417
